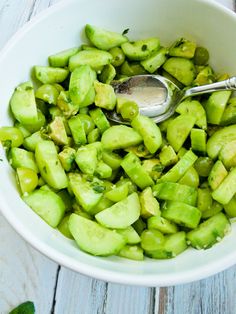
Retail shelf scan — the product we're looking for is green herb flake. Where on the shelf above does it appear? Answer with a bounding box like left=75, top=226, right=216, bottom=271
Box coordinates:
left=142, top=44, right=147, bottom=51
left=122, top=28, right=129, bottom=35
left=92, top=185, right=105, bottom=193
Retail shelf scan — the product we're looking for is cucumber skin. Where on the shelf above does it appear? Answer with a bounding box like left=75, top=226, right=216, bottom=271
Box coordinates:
left=162, top=201, right=202, bottom=229
left=153, top=182, right=197, bottom=206
left=10, top=82, right=38, bottom=125
left=212, top=167, right=236, bottom=205
left=159, top=150, right=198, bottom=183
left=101, top=125, right=142, bottom=150
left=131, top=115, right=162, bottom=154
left=23, top=189, right=65, bottom=228
left=206, top=125, right=236, bottom=159
left=35, top=141, right=68, bottom=190
left=145, top=232, right=188, bottom=259
left=69, top=214, right=125, bottom=256
left=187, top=213, right=230, bottom=249
left=95, top=192, right=141, bottom=229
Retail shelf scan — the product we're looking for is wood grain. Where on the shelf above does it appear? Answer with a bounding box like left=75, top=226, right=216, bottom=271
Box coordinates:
left=0, top=215, right=58, bottom=313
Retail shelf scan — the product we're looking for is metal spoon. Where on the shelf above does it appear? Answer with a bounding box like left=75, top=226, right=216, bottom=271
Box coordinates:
left=106, top=75, right=236, bottom=124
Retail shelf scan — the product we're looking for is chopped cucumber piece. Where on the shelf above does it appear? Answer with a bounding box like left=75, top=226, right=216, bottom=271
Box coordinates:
left=121, top=38, right=160, bottom=61
left=10, top=147, right=38, bottom=173
left=116, top=226, right=141, bottom=244
left=10, top=82, right=38, bottom=125
left=162, top=201, right=201, bottom=229
left=49, top=47, right=79, bottom=67
left=69, top=173, right=103, bottom=212
left=159, top=150, right=198, bottom=183
left=131, top=115, right=162, bottom=154
left=35, top=141, right=68, bottom=189
left=206, top=125, right=236, bottom=159
left=208, top=160, right=228, bottom=190
left=212, top=168, right=236, bottom=205
left=118, top=245, right=144, bottom=260
left=206, top=91, right=231, bottom=125
left=187, top=213, right=230, bottom=249
left=69, top=214, right=125, bottom=256
left=147, top=216, right=178, bottom=234
left=95, top=192, right=140, bottom=229
left=101, top=125, right=142, bottom=150
left=145, top=232, right=188, bottom=259
left=121, top=152, right=154, bottom=189
left=167, top=114, right=196, bottom=152
left=34, top=66, right=69, bottom=84
left=153, top=182, right=197, bottom=206
left=163, top=57, right=196, bottom=86
left=23, top=189, right=65, bottom=227
left=85, top=24, right=128, bottom=50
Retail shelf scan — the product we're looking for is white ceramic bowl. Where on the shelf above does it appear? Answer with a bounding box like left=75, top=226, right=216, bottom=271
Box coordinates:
left=1, top=0, right=236, bottom=287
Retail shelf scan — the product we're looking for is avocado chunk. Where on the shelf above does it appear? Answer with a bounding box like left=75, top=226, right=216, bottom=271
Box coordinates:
left=139, top=187, right=160, bottom=218
left=49, top=116, right=68, bottom=146
left=94, top=81, right=116, bottom=110
left=169, top=38, right=196, bottom=59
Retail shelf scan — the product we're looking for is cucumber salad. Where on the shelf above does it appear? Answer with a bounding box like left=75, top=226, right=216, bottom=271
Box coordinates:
left=0, top=24, right=236, bottom=261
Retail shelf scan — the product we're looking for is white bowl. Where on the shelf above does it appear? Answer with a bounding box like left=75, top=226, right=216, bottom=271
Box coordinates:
left=1, top=0, right=236, bottom=287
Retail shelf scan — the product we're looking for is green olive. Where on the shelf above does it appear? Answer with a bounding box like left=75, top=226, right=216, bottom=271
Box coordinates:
left=194, top=157, right=214, bottom=177
left=140, top=229, right=165, bottom=251
left=194, top=47, right=209, bottom=65
left=16, top=167, right=38, bottom=194
left=0, top=126, right=24, bottom=147
left=120, top=101, right=139, bottom=121
left=109, top=47, right=125, bottom=67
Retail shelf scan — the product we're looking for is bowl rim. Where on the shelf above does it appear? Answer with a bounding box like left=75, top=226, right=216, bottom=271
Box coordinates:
left=1, top=0, right=236, bottom=287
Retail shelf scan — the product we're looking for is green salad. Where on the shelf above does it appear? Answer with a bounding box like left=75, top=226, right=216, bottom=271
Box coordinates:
left=0, top=24, right=236, bottom=261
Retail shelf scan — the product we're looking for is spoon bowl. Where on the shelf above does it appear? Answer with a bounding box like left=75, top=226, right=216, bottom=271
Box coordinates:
left=106, top=74, right=236, bottom=124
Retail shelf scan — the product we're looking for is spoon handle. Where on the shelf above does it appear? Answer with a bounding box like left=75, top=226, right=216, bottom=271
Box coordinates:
left=183, top=76, right=236, bottom=99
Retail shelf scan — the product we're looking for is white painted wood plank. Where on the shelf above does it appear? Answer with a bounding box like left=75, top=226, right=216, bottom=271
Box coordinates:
left=0, top=215, right=58, bottom=313
left=0, top=1, right=61, bottom=313
left=158, top=266, right=236, bottom=314
left=104, top=284, right=155, bottom=314
left=53, top=269, right=107, bottom=314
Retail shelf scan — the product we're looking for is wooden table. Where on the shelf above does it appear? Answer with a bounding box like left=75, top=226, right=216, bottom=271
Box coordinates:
left=0, top=0, right=236, bottom=313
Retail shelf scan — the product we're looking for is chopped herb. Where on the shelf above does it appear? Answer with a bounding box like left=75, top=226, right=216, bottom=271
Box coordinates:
left=142, top=44, right=147, bottom=51
left=92, top=185, right=105, bottom=193
left=122, top=28, right=129, bottom=35
left=25, top=86, right=33, bottom=91
left=0, top=158, right=3, bottom=162
left=153, top=164, right=165, bottom=172
left=173, top=38, right=185, bottom=48
left=137, top=144, right=146, bottom=152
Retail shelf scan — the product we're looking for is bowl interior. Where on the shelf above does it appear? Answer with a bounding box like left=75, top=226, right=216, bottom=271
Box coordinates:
left=1, top=0, right=236, bottom=286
